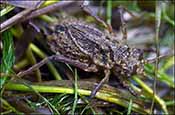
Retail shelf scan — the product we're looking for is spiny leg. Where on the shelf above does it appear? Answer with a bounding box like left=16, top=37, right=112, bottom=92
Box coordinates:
left=80, top=3, right=113, bottom=33
left=118, top=76, right=138, bottom=96
left=17, top=54, right=96, bottom=77
left=90, top=69, right=110, bottom=98
left=118, top=6, right=127, bottom=43
left=17, top=56, right=51, bottom=77
left=118, top=6, right=137, bottom=43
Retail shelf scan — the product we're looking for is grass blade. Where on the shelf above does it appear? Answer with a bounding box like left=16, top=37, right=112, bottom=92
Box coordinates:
left=0, top=30, right=15, bottom=89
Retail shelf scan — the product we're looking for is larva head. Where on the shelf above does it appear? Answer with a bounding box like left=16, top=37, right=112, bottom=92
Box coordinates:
left=113, top=45, right=145, bottom=77
left=126, top=48, right=145, bottom=76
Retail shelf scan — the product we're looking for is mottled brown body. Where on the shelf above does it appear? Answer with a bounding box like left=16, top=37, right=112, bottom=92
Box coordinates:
left=47, top=20, right=144, bottom=96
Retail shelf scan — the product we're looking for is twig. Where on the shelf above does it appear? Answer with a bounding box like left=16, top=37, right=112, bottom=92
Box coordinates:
left=150, top=1, right=168, bottom=114
left=0, top=9, right=33, bottom=33
left=150, top=1, right=161, bottom=114
left=22, top=1, right=75, bottom=22
left=0, top=1, right=76, bottom=33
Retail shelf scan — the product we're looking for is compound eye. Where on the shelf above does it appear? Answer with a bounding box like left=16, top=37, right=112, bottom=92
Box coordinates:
left=132, top=49, right=143, bottom=60
left=55, top=25, right=66, bottom=33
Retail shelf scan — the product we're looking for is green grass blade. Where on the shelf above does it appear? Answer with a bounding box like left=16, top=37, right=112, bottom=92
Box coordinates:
left=0, top=30, right=15, bottom=89
left=72, top=69, right=78, bottom=114
left=107, top=0, right=112, bottom=25
left=0, top=5, right=15, bottom=16
left=127, top=99, right=133, bottom=115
